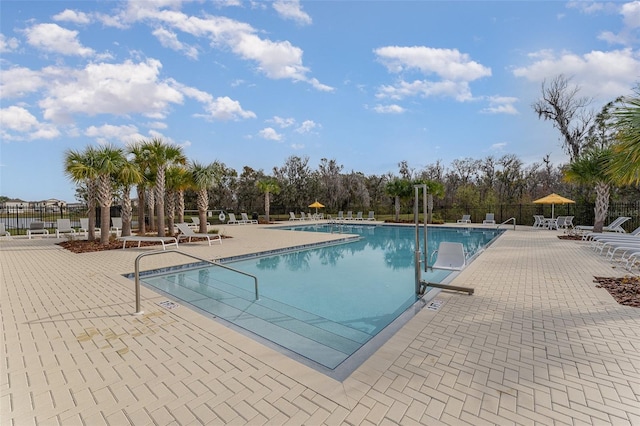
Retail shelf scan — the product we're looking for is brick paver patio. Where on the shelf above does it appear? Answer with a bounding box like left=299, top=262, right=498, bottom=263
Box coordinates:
left=1, top=224, right=639, bottom=425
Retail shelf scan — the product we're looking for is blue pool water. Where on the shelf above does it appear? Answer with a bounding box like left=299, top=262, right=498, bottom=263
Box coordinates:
left=140, top=224, right=502, bottom=375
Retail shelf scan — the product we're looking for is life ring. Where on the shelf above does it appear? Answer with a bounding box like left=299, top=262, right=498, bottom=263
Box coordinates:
left=218, top=212, right=226, bottom=222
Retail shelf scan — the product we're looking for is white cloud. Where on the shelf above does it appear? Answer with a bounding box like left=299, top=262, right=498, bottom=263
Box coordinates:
left=117, top=4, right=331, bottom=90
left=0, top=106, right=60, bottom=140
left=290, top=143, right=304, bottom=150
left=0, top=66, right=45, bottom=98
left=622, top=1, right=640, bottom=28
left=53, top=9, right=92, bottom=25
left=152, top=27, right=199, bottom=59
left=24, top=23, right=95, bottom=56
left=269, top=116, right=296, bottom=128
left=377, top=79, right=473, bottom=102
left=375, top=46, right=491, bottom=81
left=273, top=0, right=312, bottom=25
left=512, top=48, right=640, bottom=100
left=37, top=59, right=184, bottom=123
left=203, top=96, right=256, bottom=121
left=85, top=124, right=143, bottom=144
left=490, top=142, right=508, bottom=152
left=481, top=96, right=519, bottom=115
left=258, top=127, right=282, bottom=141
left=295, top=120, right=318, bottom=133
left=0, top=34, right=19, bottom=52
left=374, top=46, right=490, bottom=102
left=373, top=104, right=406, bottom=114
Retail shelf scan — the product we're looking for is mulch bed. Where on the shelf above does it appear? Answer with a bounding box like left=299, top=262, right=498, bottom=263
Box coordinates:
left=58, top=235, right=226, bottom=253
left=594, top=276, right=640, bottom=308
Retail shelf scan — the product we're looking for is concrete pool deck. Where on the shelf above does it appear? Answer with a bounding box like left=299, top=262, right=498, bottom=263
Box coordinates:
left=1, top=223, right=639, bottom=425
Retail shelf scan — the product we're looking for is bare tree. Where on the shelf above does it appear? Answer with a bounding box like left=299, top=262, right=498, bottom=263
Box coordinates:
left=533, top=74, right=594, bottom=161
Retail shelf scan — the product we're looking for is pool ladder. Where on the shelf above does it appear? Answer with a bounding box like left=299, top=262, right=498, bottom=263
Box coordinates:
left=132, top=249, right=259, bottom=315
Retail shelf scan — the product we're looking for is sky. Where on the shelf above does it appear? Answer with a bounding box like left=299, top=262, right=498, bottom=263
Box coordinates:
left=1, top=0, right=639, bottom=203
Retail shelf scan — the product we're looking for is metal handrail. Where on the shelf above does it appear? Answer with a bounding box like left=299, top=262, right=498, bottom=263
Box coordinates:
left=497, top=217, right=516, bottom=230
left=133, top=249, right=259, bottom=315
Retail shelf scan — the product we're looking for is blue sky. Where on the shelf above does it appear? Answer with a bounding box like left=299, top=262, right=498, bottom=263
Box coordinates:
left=1, top=0, right=639, bottom=203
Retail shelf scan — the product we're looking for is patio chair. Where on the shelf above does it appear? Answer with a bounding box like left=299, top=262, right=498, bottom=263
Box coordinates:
left=110, top=217, right=122, bottom=236
left=355, top=211, right=364, bottom=221
left=289, top=212, right=302, bottom=221
left=533, top=215, right=544, bottom=228
left=176, top=223, right=222, bottom=246
left=366, top=211, right=376, bottom=221
left=482, top=213, right=495, bottom=224
left=27, top=221, right=49, bottom=239
left=344, top=211, right=354, bottom=220
left=335, top=211, right=345, bottom=221
left=241, top=212, right=258, bottom=224
left=55, top=218, right=77, bottom=238
left=0, top=223, right=11, bottom=239
left=457, top=214, right=471, bottom=224
left=228, top=213, right=240, bottom=224
left=190, top=217, right=200, bottom=228
left=79, top=218, right=100, bottom=237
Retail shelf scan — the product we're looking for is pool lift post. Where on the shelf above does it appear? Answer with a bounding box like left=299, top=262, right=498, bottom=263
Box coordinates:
left=414, top=184, right=474, bottom=296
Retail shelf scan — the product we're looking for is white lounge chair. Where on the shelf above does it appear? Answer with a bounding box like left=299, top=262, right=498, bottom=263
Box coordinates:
left=355, top=211, right=364, bottom=221
left=241, top=212, right=258, bottom=224
left=27, top=221, right=49, bottom=239
left=288, top=212, right=303, bottom=221
left=533, top=215, right=544, bottom=228
left=190, top=217, right=200, bottom=228
left=227, top=213, right=240, bottom=224
left=0, top=223, right=11, bottom=239
left=344, top=211, right=354, bottom=220
left=79, top=218, right=100, bottom=237
left=576, top=216, right=631, bottom=237
left=56, top=219, right=77, bottom=238
left=457, top=215, right=471, bottom=224
left=483, top=213, right=495, bottom=225
left=111, top=217, right=122, bottom=236
left=431, top=242, right=467, bottom=271
left=176, top=223, right=222, bottom=246
left=335, top=211, right=344, bottom=221
left=366, top=211, right=376, bottom=221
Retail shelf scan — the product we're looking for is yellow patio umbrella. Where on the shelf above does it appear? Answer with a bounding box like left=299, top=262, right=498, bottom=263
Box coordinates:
left=308, top=200, right=325, bottom=215
left=533, top=193, right=575, bottom=218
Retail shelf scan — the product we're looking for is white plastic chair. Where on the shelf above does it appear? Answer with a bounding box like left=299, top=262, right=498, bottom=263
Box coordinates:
left=56, top=219, right=77, bottom=238
left=176, top=223, right=222, bottom=246
left=431, top=242, right=467, bottom=270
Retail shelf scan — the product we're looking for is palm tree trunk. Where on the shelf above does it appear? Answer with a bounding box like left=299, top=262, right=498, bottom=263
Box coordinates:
left=136, top=185, right=146, bottom=234
left=395, top=196, right=400, bottom=222
left=197, top=189, right=208, bottom=234
left=156, top=167, right=166, bottom=237
left=147, top=188, right=155, bottom=232
left=177, top=190, right=185, bottom=224
left=87, top=178, right=98, bottom=241
left=593, top=182, right=610, bottom=233
left=97, top=175, right=112, bottom=245
left=265, top=191, right=270, bottom=222
left=166, top=190, right=176, bottom=237
left=121, top=187, right=133, bottom=237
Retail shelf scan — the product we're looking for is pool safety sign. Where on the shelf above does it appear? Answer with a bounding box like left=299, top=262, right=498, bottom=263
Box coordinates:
left=426, top=299, right=444, bottom=311
left=159, top=300, right=180, bottom=310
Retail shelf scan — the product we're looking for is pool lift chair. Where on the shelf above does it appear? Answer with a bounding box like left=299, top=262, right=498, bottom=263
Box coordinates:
left=412, top=184, right=474, bottom=296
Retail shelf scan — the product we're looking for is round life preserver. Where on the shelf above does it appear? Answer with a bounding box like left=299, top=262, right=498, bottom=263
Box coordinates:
left=219, top=212, right=226, bottom=222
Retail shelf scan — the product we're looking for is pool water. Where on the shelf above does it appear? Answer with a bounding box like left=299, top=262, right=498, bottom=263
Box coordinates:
left=140, top=224, right=502, bottom=375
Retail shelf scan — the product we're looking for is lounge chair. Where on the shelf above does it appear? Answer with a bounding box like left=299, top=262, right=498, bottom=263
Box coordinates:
left=79, top=218, right=100, bottom=237
left=111, top=217, right=122, bottom=236
left=289, top=212, right=302, bottom=221
left=176, top=223, right=222, bottom=246
left=533, top=215, right=544, bottom=228
left=27, top=221, right=49, bottom=239
left=118, top=235, right=178, bottom=250
left=457, top=214, right=471, bottom=224
left=190, top=217, right=200, bottom=228
left=367, top=211, right=376, bottom=221
left=335, top=211, right=344, bottom=221
left=355, top=211, right=364, bottom=221
left=345, top=211, right=354, bottom=220
left=576, top=216, right=631, bottom=236
left=483, top=213, right=495, bottom=224
left=55, top=218, right=77, bottom=238
left=0, top=223, right=11, bottom=239
left=241, top=212, right=258, bottom=224
left=227, top=213, right=240, bottom=224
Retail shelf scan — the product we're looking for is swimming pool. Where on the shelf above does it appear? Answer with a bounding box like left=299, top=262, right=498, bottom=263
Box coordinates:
left=138, top=224, right=502, bottom=377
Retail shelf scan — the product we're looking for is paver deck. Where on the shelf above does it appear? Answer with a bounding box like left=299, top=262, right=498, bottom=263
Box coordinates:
left=1, top=224, right=639, bottom=425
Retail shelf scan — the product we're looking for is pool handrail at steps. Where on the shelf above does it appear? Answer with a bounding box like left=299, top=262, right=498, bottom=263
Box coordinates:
left=133, top=249, right=259, bottom=315
left=497, top=217, right=516, bottom=230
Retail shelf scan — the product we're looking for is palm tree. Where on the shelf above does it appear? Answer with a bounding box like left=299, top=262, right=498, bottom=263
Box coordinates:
left=166, top=166, right=191, bottom=236
left=64, top=146, right=99, bottom=241
left=257, top=178, right=280, bottom=222
left=114, top=159, right=144, bottom=237
left=142, top=138, right=186, bottom=237
left=385, top=178, right=412, bottom=222
left=564, top=147, right=613, bottom=233
left=190, top=161, right=217, bottom=234
left=93, top=145, right=128, bottom=245
left=608, top=92, right=640, bottom=185
left=128, top=143, right=151, bottom=234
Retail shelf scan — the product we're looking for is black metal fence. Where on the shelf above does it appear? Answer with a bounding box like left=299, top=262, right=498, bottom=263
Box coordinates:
left=2, top=201, right=638, bottom=235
